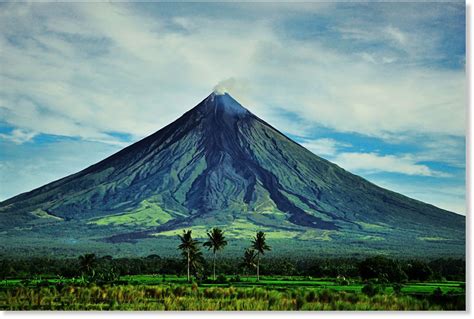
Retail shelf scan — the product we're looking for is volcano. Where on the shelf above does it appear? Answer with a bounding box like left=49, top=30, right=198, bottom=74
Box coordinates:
left=0, top=92, right=465, bottom=257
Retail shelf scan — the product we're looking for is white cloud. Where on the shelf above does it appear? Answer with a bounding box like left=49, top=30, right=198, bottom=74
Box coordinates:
left=340, top=25, right=409, bottom=51
left=299, top=138, right=350, bottom=157
left=0, top=3, right=275, bottom=143
left=298, top=137, right=453, bottom=177
left=384, top=26, right=407, bottom=46
left=333, top=152, right=449, bottom=177
left=0, top=129, right=36, bottom=144
left=417, top=136, right=465, bottom=168
left=0, top=2, right=465, bottom=145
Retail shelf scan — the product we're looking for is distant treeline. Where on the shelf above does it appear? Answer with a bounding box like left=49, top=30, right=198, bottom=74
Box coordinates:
left=0, top=255, right=465, bottom=283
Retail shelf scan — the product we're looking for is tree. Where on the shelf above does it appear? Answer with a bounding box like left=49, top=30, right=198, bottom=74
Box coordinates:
left=241, top=248, right=257, bottom=279
left=78, top=253, right=97, bottom=277
left=93, top=256, right=120, bottom=284
left=178, top=230, right=200, bottom=282
left=203, top=227, right=228, bottom=280
left=188, top=243, right=205, bottom=280
left=358, top=256, right=407, bottom=283
left=404, top=260, right=433, bottom=282
left=251, top=231, right=271, bottom=281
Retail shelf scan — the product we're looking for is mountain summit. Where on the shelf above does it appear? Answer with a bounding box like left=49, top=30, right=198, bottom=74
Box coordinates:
left=0, top=92, right=465, bottom=257
left=205, top=92, right=249, bottom=115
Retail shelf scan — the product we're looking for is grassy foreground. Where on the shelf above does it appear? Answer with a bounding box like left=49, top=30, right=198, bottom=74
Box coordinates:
left=0, top=275, right=465, bottom=310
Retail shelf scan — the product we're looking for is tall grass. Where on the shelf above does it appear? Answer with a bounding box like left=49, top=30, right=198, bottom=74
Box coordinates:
left=0, top=283, right=464, bottom=310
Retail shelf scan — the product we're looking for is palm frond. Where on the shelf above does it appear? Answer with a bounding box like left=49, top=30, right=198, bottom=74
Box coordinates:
left=203, top=227, right=227, bottom=253
left=251, top=231, right=271, bottom=254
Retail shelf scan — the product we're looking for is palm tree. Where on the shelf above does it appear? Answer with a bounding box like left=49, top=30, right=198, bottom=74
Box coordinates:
left=188, top=243, right=205, bottom=279
left=241, top=248, right=257, bottom=280
left=251, top=231, right=271, bottom=281
left=203, top=227, right=228, bottom=280
left=178, top=230, right=200, bottom=282
left=78, top=253, right=97, bottom=277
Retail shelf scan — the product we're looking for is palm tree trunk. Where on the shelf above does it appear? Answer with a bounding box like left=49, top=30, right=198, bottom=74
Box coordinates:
left=187, top=250, right=190, bottom=282
left=213, top=251, right=216, bottom=281
left=257, top=253, right=260, bottom=281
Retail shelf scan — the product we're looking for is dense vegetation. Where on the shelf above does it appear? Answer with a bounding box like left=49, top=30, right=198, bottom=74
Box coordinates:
left=0, top=230, right=465, bottom=310
left=0, top=255, right=465, bottom=283
left=0, top=254, right=465, bottom=310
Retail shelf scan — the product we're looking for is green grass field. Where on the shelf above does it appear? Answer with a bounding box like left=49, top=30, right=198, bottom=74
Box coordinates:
left=0, top=275, right=465, bottom=310
left=117, top=275, right=464, bottom=294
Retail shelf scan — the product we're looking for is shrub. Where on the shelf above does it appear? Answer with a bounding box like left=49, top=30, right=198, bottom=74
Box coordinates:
left=295, top=295, right=305, bottom=310
left=362, top=283, right=381, bottom=297
left=430, top=287, right=443, bottom=304
left=338, top=278, right=349, bottom=286
left=306, top=290, right=316, bottom=302
left=346, top=292, right=360, bottom=304
left=392, top=283, right=403, bottom=295
left=173, top=285, right=186, bottom=297
left=216, top=274, right=228, bottom=283
left=318, top=289, right=334, bottom=303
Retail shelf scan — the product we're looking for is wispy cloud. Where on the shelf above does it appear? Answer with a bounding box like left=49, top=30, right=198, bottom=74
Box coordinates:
left=0, top=129, right=36, bottom=144
left=416, top=135, right=466, bottom=168
left=0, top=2, right=465, bottom=144
left=299, top=137, right=449, bottom=177
left=333, top=152, right=450, bottom=177
left=299, top=138, right=350, bottom=157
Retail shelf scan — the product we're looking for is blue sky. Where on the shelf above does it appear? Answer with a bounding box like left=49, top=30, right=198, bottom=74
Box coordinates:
left=0, top=1, right=466, bottom=214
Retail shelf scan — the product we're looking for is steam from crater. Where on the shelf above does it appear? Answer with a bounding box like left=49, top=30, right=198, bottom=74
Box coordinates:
left=213, top=78, right=240, bottom=95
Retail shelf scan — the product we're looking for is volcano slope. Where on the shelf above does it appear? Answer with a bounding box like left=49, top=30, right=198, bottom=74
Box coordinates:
left=0, top=93, right=465, bottom=257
